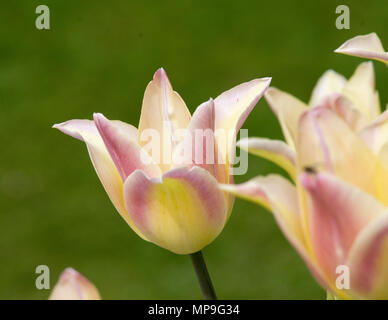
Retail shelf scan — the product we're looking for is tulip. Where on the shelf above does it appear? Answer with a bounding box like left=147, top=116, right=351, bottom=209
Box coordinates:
left=221, top=38, right=388, bottom=299
left=53, top=68, right=270, bottom=299
left=53, top=68, right=270, bottom=254
left=49, top=268, right=101, bottom=300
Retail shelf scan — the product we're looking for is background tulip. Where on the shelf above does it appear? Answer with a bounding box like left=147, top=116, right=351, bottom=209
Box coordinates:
left=49, top=268, right=101, bottom=300
left=221, top=37, right=388, bottom=299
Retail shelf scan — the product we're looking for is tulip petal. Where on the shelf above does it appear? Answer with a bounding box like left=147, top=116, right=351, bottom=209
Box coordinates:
left=94, top=113, right=161, bottom=180
left=123, top=166, right=227, bottom=254
left=373, top=143, right=388, bottom=208
left=264, top=87, right=307, bottom=149
left=309, top=70, right=347, bottom=107
left=320, top=94, right=367, bottom=131
left=360, top=108, right=388, bottom=154
left=335, top=33, right=388, bottom=66
left=342, top=62, right=379, bottom=120
left=172, top=99, right=228, bottom=184
left=220, top=175, right=329, bottom=289
left=219, top=175, right=312, bottom=272
left=297, top=106, right=378, bottom=195
left=138, top=68, right=191, bottom=171
left=49, top=268, right=101, bottom=300
left=214, top=77, right=271, bottom=169
left=53, top=119, right=148, bottom=240
left=237, top=137, right=296, bottom=179
left=347, top=213, right=388, bottom=299
left=300, top=172, right=385, bottom=284
left=220, top=175, right=303, bottom=248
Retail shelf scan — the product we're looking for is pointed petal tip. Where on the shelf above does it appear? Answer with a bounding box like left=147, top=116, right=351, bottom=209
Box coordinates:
left=201, top=97, right=214, bottom=105
left=62, top=267, right=77, bottom=274
left=260, top=77, right=272, bottom=87
left=92, top=112, right=105, bottom=121
left=319, top=69, right=346, bottom=80
left=251, top=78, right=272, bottom=95
left=334, top=43, right=344, bottom=53
left=93, top=113, right=107, bottom=132
left=51, top=121, right=80, bottom=139
left=153, top=67, right=168, bottom=81
left=50, top=268, right=101, bottom=300
left=151, top=68, right=174, bottom=89
left=57, top=267, right=92, bottom=288
left=93, top=113, right=110, bottom=132
left=264, top=77, right=272, bottom=89
left=59, top=267, right=80, bottom=281
left=52, top=121, right=71, bottom=131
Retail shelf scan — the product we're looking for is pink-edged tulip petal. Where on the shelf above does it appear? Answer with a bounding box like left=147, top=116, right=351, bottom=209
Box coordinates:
left=172, top=99, right=228, bottom=184
left=264, top=87, right=307, bottom=149
left=49, top=268, right=101, bottom=300
left=213, top=77, right=271, bottom=169
left=110, top=119, right=138, bottom=141
left=297, top=106, right=379, bottom=196
left=171, top=100, right=234, bottom=216
left=237, top=137, right=296, bottom=179
left=335, top=33, right=388, bottom=66
left=319, top=94, right=367, bottom=131
left=53, top=119, right=148, bottom=240
left=123, top=166, right=227, bottom=254
left=219, top=175, right=328, bottom=290
left=300, top=172, right=386, bottom=284
left=342, top=62, right=380, bottom=120
left=360, top=108, right=388, bottom=154
left=94, top=113, right=161, bottom=180
left=138, top=68, right=191, bottom=171
left=309, top=70, right=347, bottom=107
left=220, top=175, right=303, bottom=249
left=347, top=213, right=388, bottom=299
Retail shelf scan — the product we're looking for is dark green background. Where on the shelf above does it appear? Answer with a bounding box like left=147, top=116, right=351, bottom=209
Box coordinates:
left=0, top=0, right=387, bottom=299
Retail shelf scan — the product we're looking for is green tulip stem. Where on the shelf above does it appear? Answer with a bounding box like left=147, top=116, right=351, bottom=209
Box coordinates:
left=190, top=251, right=217, bottom=300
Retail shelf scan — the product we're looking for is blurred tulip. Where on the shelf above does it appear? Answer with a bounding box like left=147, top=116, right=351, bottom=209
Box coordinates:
left=53, top=68, right=271, bottom=254
left=49, top=268, right=101, bottom=300
left=221, top=42, right=388, bottom=299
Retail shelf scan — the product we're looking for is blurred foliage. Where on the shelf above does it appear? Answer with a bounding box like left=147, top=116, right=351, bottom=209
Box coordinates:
left=0, top=0, right=387, bottom=299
